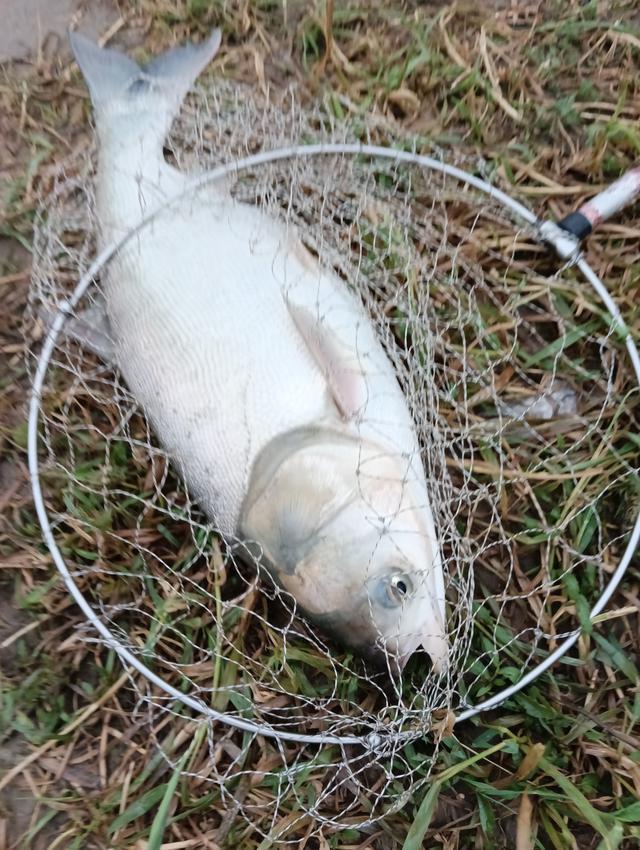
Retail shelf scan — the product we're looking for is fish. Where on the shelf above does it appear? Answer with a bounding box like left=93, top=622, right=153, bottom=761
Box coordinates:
left=68, top=29, right=449, bottom=672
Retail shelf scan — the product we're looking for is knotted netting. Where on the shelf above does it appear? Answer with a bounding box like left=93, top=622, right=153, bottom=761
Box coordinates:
left=26, top=81, right=639, bottom=833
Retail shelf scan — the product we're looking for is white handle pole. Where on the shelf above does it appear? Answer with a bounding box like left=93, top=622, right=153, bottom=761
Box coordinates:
left=578, top=167, right=640, bottom=228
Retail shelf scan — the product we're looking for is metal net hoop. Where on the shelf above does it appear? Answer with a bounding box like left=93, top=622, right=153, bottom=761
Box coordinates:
left=29, top=140, right=640, bottom=751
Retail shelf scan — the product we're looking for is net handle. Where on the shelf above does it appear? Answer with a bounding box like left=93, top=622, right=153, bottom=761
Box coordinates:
left=28, top=143, right=640, bottom=745
left=559, top=167, right=640, bottom=237
left=540, top=166, right=640, bottom=260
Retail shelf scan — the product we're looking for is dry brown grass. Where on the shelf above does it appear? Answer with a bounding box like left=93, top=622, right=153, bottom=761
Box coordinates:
left=1, top=1, right=640, bottom=848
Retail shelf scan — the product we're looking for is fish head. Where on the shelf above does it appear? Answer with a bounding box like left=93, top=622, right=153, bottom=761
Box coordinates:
left=240, top=426, right=448, bottom=673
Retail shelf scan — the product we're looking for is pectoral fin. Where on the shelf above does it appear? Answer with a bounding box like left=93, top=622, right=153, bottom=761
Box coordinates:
left=285, top=299, right=369, bottom=421
left=40, top=299, right=116, bottom=362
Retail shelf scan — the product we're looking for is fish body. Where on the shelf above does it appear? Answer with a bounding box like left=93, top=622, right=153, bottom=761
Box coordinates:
left=69, top=31, right=448, bottom=670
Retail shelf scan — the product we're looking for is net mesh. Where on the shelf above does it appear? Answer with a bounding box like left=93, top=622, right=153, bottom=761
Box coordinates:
left=26, top=81, right=637, bottom=832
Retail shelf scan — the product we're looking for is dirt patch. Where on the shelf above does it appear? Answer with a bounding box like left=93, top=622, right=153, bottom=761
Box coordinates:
left=0, top=586, right=32, bottom=667
left=0, top=0, right=119, bottom=63
left=0, top=588, right=39, bottom=850
left=0, top=739, right=64, bottom=850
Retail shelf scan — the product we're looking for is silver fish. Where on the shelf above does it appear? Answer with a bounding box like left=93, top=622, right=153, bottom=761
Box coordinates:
left=69, top=29, right=448, bottom=671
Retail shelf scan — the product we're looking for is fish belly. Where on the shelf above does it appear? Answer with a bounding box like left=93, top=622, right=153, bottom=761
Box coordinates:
left=103, top=193, right=330, bottom=534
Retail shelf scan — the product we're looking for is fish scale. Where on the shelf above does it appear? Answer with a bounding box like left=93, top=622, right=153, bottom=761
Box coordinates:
left=106, top=198, right=332, bottom=533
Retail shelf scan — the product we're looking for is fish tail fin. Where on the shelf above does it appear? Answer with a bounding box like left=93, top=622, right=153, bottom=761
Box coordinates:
left=69, top=29, right=221, bottom=138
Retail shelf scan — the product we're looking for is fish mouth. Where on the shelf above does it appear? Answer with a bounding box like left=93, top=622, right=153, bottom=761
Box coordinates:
left=355, top=623, right=449, bottom=674
left=397, top=628, right=449, bottom=674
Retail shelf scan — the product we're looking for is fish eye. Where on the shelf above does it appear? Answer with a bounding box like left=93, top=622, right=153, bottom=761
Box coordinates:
left=372, top=571, right=414, bottom=608
left=388, top=573, right=412, bottom=603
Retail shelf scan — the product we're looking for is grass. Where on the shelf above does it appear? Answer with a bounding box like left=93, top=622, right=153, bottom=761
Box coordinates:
left=1, top=0, right=640, bottom=848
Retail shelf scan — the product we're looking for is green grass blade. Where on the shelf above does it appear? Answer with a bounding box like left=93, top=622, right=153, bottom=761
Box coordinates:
left=402, top=781, right=442, bottom=850
left=595, top=823, right=624, bottom=850
left=403, top=742, right=508, bottom=849
left=146, top=743, right=196, bottom=850
left=109, top=785, right=170, bottom=834
left=615, top=801, right=640, bottom=823
left=538, top=757, right=615, bottom=845
left=438, top=741, right=507, bottom=784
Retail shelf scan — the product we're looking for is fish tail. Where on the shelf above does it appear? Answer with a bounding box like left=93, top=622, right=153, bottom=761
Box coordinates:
left=69, top=29, right=221, bottom=143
